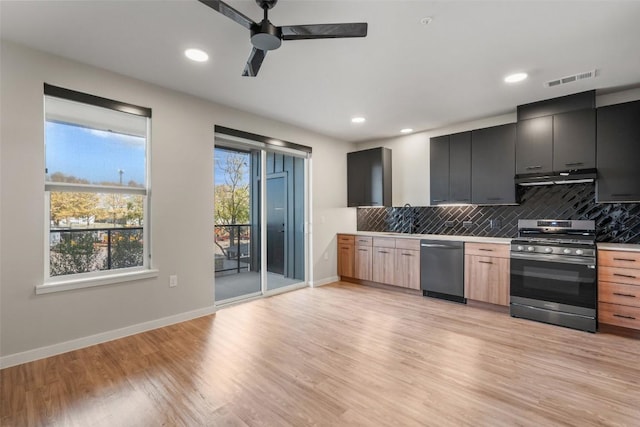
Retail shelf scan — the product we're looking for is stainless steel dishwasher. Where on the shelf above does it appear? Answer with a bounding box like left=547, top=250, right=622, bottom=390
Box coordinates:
left=420, top=240, right=466, bottom=304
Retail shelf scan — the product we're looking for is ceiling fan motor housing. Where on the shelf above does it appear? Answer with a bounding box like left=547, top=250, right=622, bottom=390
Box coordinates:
left=251, top=20, right=282, bottom=50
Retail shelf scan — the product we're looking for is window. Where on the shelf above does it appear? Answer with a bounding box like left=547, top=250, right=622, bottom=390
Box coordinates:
left=43, top=85, right=151, bottom=285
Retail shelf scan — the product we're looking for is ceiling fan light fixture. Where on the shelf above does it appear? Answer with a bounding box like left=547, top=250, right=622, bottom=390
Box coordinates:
left=400, top=128, right=414, bottom=134
left=504, top=72, right=528, bottom=83
left=184, top=48, right=209, bottom=62
left=351, top=117, right=366, bottom=124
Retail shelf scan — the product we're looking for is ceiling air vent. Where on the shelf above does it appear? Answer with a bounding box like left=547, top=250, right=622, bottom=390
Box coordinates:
left=545, top=70, right=597, bottom=88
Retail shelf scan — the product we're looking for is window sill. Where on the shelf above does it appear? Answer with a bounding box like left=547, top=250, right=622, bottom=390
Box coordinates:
left=36, top=269, right=159, bottom=295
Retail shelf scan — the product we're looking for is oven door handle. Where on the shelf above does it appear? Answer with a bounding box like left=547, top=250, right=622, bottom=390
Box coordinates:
left=510, top=252, right=596, bottom=266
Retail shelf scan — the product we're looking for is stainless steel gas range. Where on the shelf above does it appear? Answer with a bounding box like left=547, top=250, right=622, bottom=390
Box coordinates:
left=510, top=219, right=597, bottom=332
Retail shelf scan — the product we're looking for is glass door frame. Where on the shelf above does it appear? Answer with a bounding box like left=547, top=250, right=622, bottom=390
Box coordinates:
left=214, top=132, right=311, bottom=305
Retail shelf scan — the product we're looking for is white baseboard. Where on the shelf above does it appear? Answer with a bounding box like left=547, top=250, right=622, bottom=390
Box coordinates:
left=311, top=276, right=339, bottom=287
left=0, top=305, right=217, bottom=369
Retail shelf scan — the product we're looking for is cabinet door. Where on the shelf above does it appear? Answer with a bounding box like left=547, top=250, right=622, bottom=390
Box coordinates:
left=354, top=246, right=372, bottom=281
left=464, top=255, right=510, bottom=306
left=516, top=116, right=553, bottom=174
left=347, top=148, right=392, bottom=207
left=553, top=109, right=596, bottom=171
left=449, top=132, right=471, bottom=203
left=471, top=124, right=516, bottom=205
left=347, top=150, right=369, bottom=207
left=597, top=100, right=640, bottom=202
left=395, top=249, right=420, bottom=289
left=373, top=247, right=395, bottom=285
left=430, top=135, right=450, bottom=204
left=337, top=244, right=354, bottom=278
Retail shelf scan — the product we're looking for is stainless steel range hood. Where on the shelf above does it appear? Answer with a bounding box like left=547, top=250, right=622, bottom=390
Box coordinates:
left=515, top=168, right=597, bottom=186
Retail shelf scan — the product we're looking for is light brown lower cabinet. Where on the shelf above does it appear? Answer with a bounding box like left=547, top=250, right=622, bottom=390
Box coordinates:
left=354, top=246, right=373, bottom=281
left=373, top=247, right=395, bottom=285
left=598, top=249, right=640, bottom=330
left=337, top=234, right=355, bottom=278
left=395, top=249, right=420, bottom=289
left=464, top=243, right=510, bottom=306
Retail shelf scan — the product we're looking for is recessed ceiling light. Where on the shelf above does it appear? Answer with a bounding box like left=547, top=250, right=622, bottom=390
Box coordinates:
left=351, top=117, right=366, bottom=124
left=185, top=48, right=209, bottom=62
left=420, top=17, right=433, bottom=25
left=400, top=128, right=414, bottom=134
left=504, top=72, right=528, bottom=83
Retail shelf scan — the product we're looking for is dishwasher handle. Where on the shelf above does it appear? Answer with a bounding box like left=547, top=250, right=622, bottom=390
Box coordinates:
left=421, top=243, right=460, bottom=249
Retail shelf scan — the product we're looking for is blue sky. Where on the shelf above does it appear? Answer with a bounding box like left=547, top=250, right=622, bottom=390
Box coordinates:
left=214, top=148, right=249, bottom=186
left=46, top=121, right=146, bottom=185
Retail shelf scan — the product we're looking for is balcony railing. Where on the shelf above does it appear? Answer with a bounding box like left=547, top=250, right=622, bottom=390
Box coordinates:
left=215, top=224, right=251, bottom=274
left=49, top=226, right=143, bottom=276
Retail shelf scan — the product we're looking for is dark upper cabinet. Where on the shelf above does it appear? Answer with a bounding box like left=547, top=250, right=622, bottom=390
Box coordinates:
left=347, top=147, right=392, bottom=207
left=430, top=132, right=471, bottom=204
left=516, top=116, right=553, bottom=174
left=553, top=109, right=596, bottom=171
left=449, top=132, right=471, bottom=203
left=596, top=100, right=640, bottom=203
left=429, top=135, right=450, bottom=204
left=516, top=90, right=595, bottom=175
left=471, top=123, right=517, bottom=205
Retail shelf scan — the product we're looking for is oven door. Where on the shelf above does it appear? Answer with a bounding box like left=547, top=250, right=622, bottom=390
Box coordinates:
left=510, top=253, right=597, bottom=309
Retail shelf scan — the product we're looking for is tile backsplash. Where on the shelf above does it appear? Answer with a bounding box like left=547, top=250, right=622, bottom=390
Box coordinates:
left=357, top=183, right=640, bottom=243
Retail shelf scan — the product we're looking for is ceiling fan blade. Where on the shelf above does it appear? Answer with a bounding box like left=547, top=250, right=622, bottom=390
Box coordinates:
left=281, top=23, right=368, bottom=40
left=198, top=0, right=256, bottom=30
left=242, top=48, right=267, bottom=77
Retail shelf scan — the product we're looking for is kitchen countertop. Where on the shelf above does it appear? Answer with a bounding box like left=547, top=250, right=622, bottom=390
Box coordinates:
left=345, top=231, right=512, bottom=245
left=597, top=242, right=640, bottom=252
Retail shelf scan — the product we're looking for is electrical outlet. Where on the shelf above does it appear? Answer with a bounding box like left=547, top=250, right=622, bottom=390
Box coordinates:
left=169, top=275, right=178, bottom=288
left=463, top=221, right=473, bottom=228
left=489, top=219, right=502, bottom=229
left=444, top=221, right=455, bottom=228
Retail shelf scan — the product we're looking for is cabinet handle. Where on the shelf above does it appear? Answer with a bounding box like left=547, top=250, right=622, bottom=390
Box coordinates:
left=613, top=314, right=636, bottom=320
left=479, top=260, right=493, bottom=264
left=613, top=273, right=637, bottom=279
left=564, top=162, right=584, bottom=167
left=358, top=249, right=368, bottom=252
left=402, top=253, right=412, bottom=257
left=526, top=165, right=542, bottom=170
left=432, top=199, right=446, bottom=202
left=478, top=248, right=494, bottom=252
left=612, top=292, right=636, bottom=298
left=378, top=250, right=389, bottom=254
left=613, top=257, right=636, bottom=262
left=487, top=197, right=503, bottom=201
left=341, top=246, right=351, bottom=250
left=358, top=239, right=369, bottom=243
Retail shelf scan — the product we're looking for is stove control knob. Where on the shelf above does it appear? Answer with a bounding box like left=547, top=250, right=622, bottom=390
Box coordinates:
left=544, top=247, right=553, bottom=253
left=563, top=248, right=572, bottom=254
left=516, top=245, right=524, bottom=251
left=576, top=249, right=584, bottom=256
left=527, top=246, right=535, bottom=252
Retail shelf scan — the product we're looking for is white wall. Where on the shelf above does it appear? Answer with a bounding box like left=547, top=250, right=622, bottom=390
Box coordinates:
left=0, top=40, right=357, bottom=361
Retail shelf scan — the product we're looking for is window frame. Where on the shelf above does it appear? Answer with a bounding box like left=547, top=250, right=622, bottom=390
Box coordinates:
left=39, top=84, right=155, bottom=293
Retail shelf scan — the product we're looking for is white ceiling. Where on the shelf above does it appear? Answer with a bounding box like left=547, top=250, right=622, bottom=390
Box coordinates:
left=2, top=0, right=640, bottom=143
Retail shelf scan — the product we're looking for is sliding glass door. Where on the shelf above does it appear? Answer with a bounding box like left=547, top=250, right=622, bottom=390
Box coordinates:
left=214, top=137, right=308, bottom=304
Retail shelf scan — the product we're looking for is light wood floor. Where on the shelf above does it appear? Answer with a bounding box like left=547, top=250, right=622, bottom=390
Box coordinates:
left=2, top=282, right=640, bottom=426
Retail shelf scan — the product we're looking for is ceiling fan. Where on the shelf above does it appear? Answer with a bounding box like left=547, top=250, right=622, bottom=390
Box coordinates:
left=198, top=0, right=368, bottom=76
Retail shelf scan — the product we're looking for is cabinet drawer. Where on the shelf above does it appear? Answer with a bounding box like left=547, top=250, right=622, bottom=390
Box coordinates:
left=465, top=242, right=510, bottom=258
left=598, top=250, right=640, bottom=269
left=599, top=302, right=640, bottom=330
left=337, top=234, right=355, bottom=245
left=372, top=237, right=396, bottom=248
left=599, top=281, right=640, bottom=307
left=355, top=236, right=373, bottom=246
left=395, top=238, right=420, bottom=251
left=599, top=266, right=640, bottom=287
